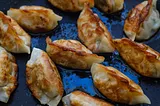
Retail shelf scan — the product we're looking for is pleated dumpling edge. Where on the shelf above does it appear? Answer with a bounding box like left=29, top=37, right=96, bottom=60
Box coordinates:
left=91, top=63, right=151, bottom=105
left=26, top=48, right=63, bottom=106
left=0, top=11, right=31, bottom=54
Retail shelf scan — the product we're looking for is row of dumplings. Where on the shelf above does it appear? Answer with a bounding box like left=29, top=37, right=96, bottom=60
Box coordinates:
left=26, top=47, right=152, bottom=106
left=0, top=0, right=160, bottom=106
left=48, top=0, right=160, bottom=41
left=0, top=46, right=151, bottom=106
left=0, top=0, right=159, bottom=53
left=0, top=5, right=62, bottom=54
left=48, top=0, right=124, bottom=13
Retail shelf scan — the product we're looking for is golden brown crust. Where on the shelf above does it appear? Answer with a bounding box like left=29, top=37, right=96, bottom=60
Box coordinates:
left=78, top=4, right=115, bottom=53
left=62, top=91, right=113, bottom=106
left=26, top=48, right=63, bottom=106
left=124, top=0, right=156, bottom=41
left=7, top=6, right=62, bottom=33
left=125, top=0, right=152, bottom=34
left=46, top=37, right=104, bottom=69
left=95, top=0, right=124, bottom=13
left=0, top=47, right=17, bottom=103
left=48, top=0, right=94, bottom=12
left=91, top=63, right=151, bottom=105
left=0, top=11, right=31, bottom=54
left=113, top=38, right=160, bottom=78
left=46, top=37, right=93, bottom=56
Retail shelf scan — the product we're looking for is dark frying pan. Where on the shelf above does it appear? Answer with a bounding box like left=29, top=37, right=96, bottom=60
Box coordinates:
left=0, top=0, right=160, bottom=106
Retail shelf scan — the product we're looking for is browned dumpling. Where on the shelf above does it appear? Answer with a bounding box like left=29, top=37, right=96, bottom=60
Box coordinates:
left=95, top=0, right=124, bottom=13
left=62, top=91, right=113, bottom=106
left=46, top=37, right=105, bottom=69
left=26, top=48, right=63, bottom=106
left=48, top=0, right=94, bottom=12
left=124, top=0, right=160, bottom=41
left=0, top=11, right=31, bottom=54
left=0, top=46, right=17, bottom=103
left=113, top=38, right=160, bottom=78
left=78, top=4, right=115, bottom=53
left=7, top=6, right=62, bottom=33
left=91, top=63, right=151, bottom=105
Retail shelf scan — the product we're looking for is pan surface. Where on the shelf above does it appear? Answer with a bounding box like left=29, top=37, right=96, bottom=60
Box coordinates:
left=0, top=0, right=160, bottom=106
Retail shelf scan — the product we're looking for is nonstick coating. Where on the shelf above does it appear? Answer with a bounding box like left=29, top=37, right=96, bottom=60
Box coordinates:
left=0, top=0, right=160, bottom=106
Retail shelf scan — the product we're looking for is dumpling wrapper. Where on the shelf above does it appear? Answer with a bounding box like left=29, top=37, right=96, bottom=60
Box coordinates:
left=0, top=11, right=31, bottom=54
left=62, top=91, right=113, bottom=106
left=46, top=37, right=105, bottom=69
left=7, top=6, right=62, bottom=33
left=91, top=63, right=151, bottom=105
left=113, top=38, right=160, bottom=78
left=26, top=48, right=63, bottom=106
left=124, top=0, right=160, bottom=41
left=78, top=4, right=115, bottom=53
left=95, top=0, right=124, bottom=13
left=0, top=46, right=17, bottom=103
left=48, top=0, right=94, bottom=12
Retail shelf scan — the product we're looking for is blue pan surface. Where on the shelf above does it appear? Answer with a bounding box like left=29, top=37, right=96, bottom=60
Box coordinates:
left=0, top=0, right=160, bottom=106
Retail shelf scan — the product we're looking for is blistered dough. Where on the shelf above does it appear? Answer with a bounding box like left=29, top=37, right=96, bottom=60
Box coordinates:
left=78, top=4, right=115, bottom=53
left=0, top=46, right=17, bottom=103
left=124, top=0, right=160, bottom=41
left=0, top=11, right=31, bottom=54
left=95, top=0, right=124, bottom=13
left=48, top=0, right=94, bottom=12
left=26, top=48, right=63, bottom=106
left=113, top=38, right=160, bottom=78
left=91, top=63, right=151, bottom=105
left=46, top=37, right=105, bottom=69
left=62, top=91, right=113, bottom=106
left=7, top=6, right=62, bottom=33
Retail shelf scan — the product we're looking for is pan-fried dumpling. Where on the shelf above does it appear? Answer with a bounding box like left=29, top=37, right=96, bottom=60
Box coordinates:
left=95, top=0, right=124, bottom=13
left=48, top=0, right=94, bottom=12
left=0, top=46, right=17, bottom=103
left=0, top=11, right=31, bottom=54
left=113, top=38, right=160, bottom=78
left=26, top=48, right=63, bottom=106
left=62, top=91, right=113, bottom=106
left=91, top=63, right=151, bottom=105
left=7, top=6, right=62, bottom=33
left=78, top=4, right=115, bottom=53
left=46, top=37, right=105, bottom=69
left=124, top=0, right=160, bottom=41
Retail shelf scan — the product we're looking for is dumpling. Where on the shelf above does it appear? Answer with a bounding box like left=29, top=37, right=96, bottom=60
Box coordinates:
left=124, top=0, right=160, bottom=41
left=0, top=11, right=31, bottom=54
left=7, top=6, right=62, bottom=33
left=113, top=38, right=160, bottom=78
left=46, top=37, right=105, bottom=69
left=78, top=4, right=115, bottom=53
left=26, top=48, right=63, bottom=106
left=48, top=0, right=94, bottom=12
left=95, top=0, right=124, bottom=13
left=0, top=46, right=17, bottom=103
left=62, top=91, right=113, bottom=106
left=91, top=63, right=151, bottom=105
